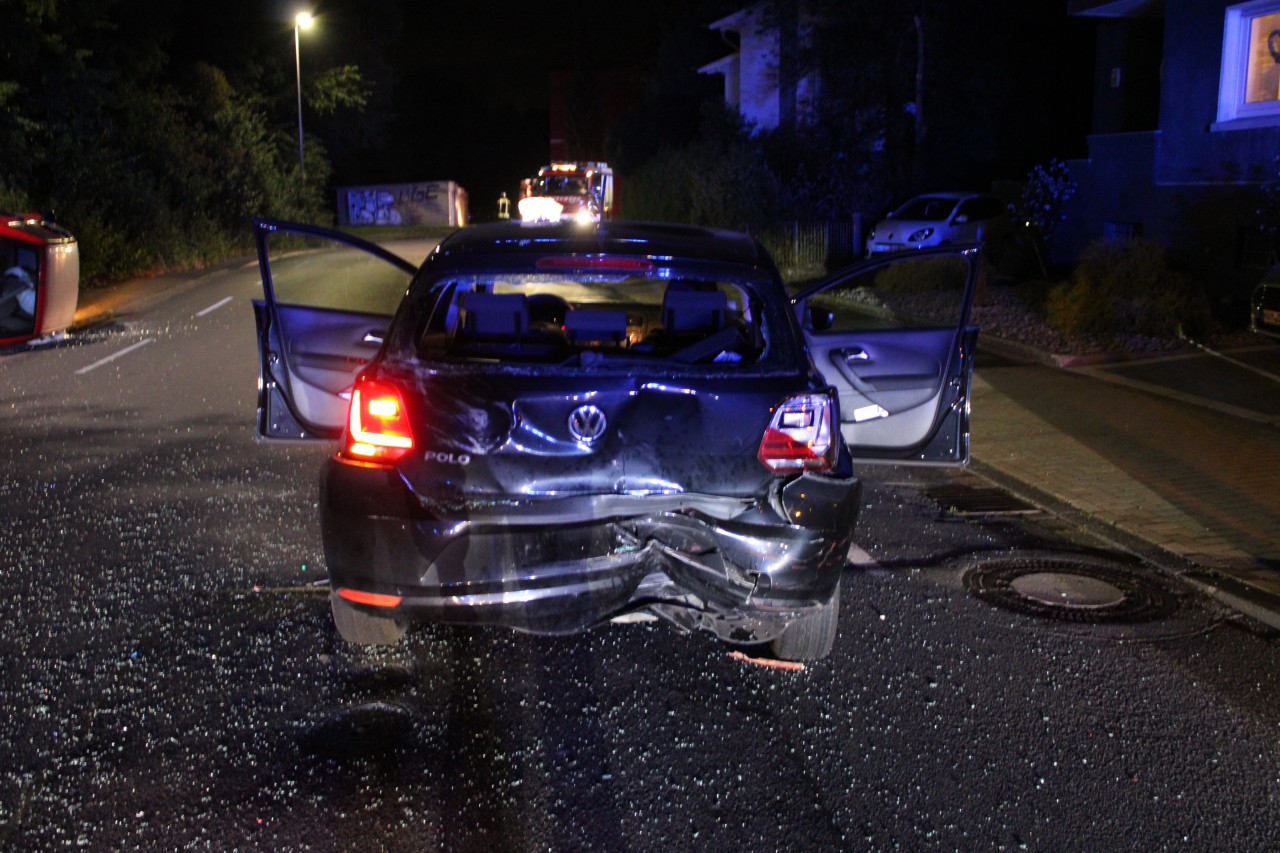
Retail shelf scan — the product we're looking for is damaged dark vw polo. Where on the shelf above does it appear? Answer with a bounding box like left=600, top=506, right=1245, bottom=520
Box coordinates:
left=253, top=219, right=979, bottom=661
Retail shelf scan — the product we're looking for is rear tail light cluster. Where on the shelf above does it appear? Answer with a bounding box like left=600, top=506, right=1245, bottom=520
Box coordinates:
left=757, top=393, right=836, bottom=473
left=344, top=377, right=414, bottom=462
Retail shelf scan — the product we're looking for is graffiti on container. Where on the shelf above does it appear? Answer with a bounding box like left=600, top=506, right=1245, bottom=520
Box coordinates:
left=345, top=184, right=442, bottom=226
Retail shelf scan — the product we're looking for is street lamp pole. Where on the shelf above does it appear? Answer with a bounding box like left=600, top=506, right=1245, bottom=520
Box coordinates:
left=294, top=11, right=313, bottom=180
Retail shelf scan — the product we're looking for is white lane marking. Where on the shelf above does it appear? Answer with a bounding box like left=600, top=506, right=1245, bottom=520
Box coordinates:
left=74, top=338, right=154, bottom=375
left=196, top=296, right=234, bottom=317
left=1075, top=364, right=1280, bottom=426
left=1179, top=336, right=1280, bottom=385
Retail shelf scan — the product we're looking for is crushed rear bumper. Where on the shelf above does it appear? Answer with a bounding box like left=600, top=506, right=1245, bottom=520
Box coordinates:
left=320, top=456, right=860, bottom=638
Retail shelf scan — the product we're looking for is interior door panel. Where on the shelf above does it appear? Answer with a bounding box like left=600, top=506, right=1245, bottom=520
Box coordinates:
left=252, top=219, right=416, bottom=440
left=792, top=247, right=980, bottom=464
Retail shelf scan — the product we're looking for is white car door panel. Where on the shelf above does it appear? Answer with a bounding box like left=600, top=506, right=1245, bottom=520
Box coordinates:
left=252, top=219, right=417, bottom=440
left=793, top=248, right=980, bottom=464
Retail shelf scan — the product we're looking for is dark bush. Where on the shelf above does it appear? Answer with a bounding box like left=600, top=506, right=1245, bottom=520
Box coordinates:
left=1046, top=238, right=1212, bottom=342
left=623, top=107, right=781, bottom=231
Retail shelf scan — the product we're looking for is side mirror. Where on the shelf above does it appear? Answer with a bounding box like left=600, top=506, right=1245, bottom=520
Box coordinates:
left=807, top=307, right=835, bottom=332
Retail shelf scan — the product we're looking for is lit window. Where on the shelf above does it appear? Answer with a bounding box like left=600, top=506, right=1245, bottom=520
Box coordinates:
left=1216, top=1, right=1280, bottom=125
left=1245, top=11, right=1280, bottom=102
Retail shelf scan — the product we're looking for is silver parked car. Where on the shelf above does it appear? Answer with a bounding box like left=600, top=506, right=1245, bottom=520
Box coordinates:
left=867, top=192, right=1010, bottom=256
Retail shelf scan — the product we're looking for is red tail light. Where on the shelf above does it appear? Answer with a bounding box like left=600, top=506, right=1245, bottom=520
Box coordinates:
left=758, top=393, right=836, bottom=472
left=343, top=378, right=414, bottom=462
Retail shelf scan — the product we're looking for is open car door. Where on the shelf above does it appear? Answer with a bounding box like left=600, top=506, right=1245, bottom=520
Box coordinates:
left=792, top=246, right=980, bottom=465
left=252, top=218, right=418, bottom=441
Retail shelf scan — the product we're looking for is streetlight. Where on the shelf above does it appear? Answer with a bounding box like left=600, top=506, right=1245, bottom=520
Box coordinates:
left=294, top=11, right=314, bottom=180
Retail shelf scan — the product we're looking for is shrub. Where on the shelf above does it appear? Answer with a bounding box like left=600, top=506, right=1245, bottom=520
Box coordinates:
left=625, top=139, right=780, bottom=230
left=875, top=256, right=967, bottom=292
left=1046, top=238, right=1212, bottom=342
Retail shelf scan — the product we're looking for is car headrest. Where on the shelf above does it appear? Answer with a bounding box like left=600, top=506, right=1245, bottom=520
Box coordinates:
left=662, top=287, right=727, bottom=333
left=462, top=292, right=528, bottom=338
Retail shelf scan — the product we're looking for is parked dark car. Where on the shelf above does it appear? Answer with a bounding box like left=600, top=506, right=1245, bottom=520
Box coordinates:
left=252, top=219, right=980, bottom=661
left=867, top=192, right=1010, bottom=256
left=1251, top=264, right=1280, bottom=339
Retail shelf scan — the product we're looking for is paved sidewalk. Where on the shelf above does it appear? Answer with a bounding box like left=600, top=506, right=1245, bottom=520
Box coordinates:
left=971, top=337, right=1280, bottom=628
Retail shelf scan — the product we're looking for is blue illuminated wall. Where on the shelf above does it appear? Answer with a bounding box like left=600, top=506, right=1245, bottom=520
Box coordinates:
left=1059, top=0, right=1280, bottom=318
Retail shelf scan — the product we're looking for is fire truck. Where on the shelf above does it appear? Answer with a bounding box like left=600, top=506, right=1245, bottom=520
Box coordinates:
left=518, top=162, right=616, bottom=224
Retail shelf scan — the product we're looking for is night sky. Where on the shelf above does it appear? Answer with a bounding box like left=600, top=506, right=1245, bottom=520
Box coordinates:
left=168, top=0, right=1094, bottom=222
left=290, top=0, right=731, bottom=216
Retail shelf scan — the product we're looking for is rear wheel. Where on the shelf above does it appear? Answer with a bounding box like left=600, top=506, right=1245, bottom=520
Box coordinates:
left=330, top=592, right=407, bottom=645
left=768, top=580, right=840, bottom=662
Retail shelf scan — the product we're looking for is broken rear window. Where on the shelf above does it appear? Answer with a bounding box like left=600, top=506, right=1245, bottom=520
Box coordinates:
left=410, top=273, right=767, bottom=365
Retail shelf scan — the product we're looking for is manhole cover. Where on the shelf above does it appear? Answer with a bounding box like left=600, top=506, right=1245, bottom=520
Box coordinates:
left=965, top=559, right=1174, bottom=623
left=1010, top=572, right=1126, bottom=609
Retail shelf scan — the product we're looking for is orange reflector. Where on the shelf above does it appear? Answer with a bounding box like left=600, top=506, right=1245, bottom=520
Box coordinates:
left=337, top=588, right=402, bottom=608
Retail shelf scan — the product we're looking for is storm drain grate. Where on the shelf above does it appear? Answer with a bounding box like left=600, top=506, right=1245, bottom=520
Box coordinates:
left=964, top=558, right=1175, bottom=623
left=923, top=484, right=1040, bottom=517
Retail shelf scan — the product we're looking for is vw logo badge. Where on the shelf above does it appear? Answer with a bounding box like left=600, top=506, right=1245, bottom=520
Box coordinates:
left=568, top=404, right=607, bottom=444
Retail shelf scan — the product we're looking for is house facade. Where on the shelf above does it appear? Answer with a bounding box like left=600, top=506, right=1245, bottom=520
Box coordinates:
left=698, top=4, right=816, bottom=133
left=1061, top=0, right=1280, bottom=315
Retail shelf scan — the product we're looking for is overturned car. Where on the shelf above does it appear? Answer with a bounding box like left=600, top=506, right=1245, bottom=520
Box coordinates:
left=253, top=219, right=979, bottom=661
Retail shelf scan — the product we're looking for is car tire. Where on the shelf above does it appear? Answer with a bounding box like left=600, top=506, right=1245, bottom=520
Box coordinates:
left=330, top=592, right=407, bottom=645
left=768, top=580, right=840, bottom=662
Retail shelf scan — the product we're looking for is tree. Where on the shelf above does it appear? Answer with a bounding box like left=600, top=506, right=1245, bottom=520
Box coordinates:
left=624, top=106, right=781, bottom=229
left=1011, top=159, right=1078, bottom=278
left=741, top=0, right=1090, bottom=222
left=0, top=0, right=374, bottom=283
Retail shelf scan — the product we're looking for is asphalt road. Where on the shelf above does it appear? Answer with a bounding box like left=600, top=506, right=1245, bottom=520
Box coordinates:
left=0, top=251, right=1278, bottom=851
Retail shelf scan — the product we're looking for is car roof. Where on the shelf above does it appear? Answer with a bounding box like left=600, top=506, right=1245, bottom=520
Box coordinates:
left=428, top=220, right=777, bottom=272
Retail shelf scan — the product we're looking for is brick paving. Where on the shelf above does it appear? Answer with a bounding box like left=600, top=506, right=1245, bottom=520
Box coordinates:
left=971, top=344, right=1280, bottom=609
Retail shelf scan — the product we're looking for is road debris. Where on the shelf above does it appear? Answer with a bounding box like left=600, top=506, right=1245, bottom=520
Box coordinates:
left=728, top=651, right=805, bottom=671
